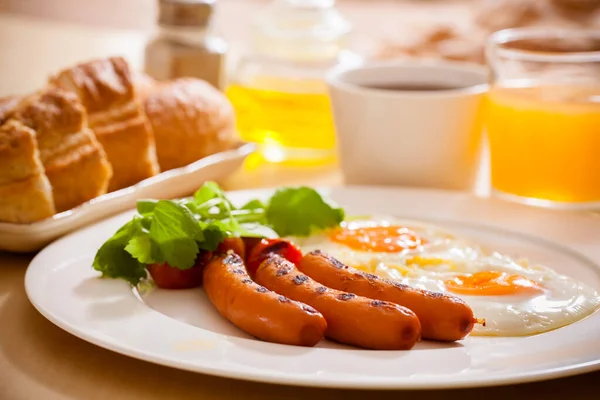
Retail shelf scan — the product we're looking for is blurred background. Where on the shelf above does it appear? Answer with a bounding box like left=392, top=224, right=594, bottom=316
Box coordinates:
left=1, top=0, right=599, bottom=194
left=2, top=0, right=597, bottom=96
left=0, top=0, right=470, bottom=95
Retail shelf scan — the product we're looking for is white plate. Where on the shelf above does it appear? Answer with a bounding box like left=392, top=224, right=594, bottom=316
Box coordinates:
left=25, top=186, right=600, bottom=389
left=0, top=142, right=255, bottom=253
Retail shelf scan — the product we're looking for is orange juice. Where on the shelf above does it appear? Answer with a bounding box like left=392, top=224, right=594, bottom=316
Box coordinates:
left=485, top=85, right=600, bottom=204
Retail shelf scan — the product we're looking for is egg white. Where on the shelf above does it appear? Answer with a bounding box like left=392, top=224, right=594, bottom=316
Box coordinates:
left=291, top=217, right=600, bottom=337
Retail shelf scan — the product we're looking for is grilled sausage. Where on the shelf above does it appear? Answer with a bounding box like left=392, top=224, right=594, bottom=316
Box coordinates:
left=298, top=250, right=475, bottom=341
left=217, top=237, right=246, bottom=259
left=254, top=255, right=421, bottom=350
left=203, top=253, right=327, bottom=346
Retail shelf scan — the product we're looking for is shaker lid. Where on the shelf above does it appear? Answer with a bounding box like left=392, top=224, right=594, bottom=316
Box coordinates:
left=158, top=0, right=215, bottom=27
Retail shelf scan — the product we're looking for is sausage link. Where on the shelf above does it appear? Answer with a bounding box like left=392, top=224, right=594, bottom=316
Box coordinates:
left=254, top=255, right=421, bottom=350
left=298, top=251, right=475, bottom=341
left=203, top=253, right=327, bottom=346
left=217, top=237, right=246, bottom=259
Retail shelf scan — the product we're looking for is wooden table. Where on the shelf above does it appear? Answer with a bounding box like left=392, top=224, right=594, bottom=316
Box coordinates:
left=0, top=11, right=599, bottom=400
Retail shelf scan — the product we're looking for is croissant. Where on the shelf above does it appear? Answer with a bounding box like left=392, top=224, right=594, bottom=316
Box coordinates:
left=51, top=57, right=160, bottom=191
left=12, top=88, right=112, bottom=212
left=0, top=96, right=19, bottom=123
left=0, top=120, right=55, bottom=223
left=0, top=59, right=238, bottom=225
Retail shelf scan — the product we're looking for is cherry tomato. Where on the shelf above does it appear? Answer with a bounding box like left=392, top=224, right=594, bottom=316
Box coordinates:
left=246, top=238, right=303, bottom=277
left=147, top=251, right=212, bottom=289
left=241, top=237, right=262, bottom=257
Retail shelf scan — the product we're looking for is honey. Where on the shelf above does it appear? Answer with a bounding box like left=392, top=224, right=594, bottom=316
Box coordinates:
left=226, top=79, right=336, bottom=163
left=226, top=0, right=359, bottom=164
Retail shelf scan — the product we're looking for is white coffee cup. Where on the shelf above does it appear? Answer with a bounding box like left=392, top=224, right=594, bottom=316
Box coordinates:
left=327, top=61, right=488, bottom=191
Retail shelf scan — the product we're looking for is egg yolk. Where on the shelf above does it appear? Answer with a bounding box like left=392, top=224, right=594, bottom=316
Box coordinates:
left=329, top=226, right=427, bottom=253
left=445, top=271, right=543, bottom=296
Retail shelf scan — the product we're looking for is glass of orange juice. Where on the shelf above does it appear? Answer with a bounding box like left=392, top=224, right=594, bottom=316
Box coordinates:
left=485, top=28, right=600, bottom=209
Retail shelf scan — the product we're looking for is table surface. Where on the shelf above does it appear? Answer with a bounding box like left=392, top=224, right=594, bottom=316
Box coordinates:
left=1, top=10, right=599, bottom=400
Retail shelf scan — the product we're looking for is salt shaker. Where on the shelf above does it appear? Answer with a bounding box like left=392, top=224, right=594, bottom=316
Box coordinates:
left=144, top=0, right=227, bottom=90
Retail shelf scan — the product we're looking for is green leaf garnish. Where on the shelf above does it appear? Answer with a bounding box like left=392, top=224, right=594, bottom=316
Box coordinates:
left=136, top=199, right=158, bottom=215
left=92, top=218, right=147, bottom=285
left=92, top=182, right=345, bottom=285
left=266, top=187, right=345, bottom=237
left=124, top=235, right=154, bottom=264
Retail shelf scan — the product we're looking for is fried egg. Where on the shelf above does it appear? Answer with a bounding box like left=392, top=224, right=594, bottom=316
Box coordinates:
left=290, top=217, right=600, bottom=337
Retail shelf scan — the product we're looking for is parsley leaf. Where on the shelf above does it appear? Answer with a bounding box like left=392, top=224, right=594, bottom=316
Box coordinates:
left=124, top=235, right=154, bottom=264
left=92, top=182, right=345, bottom=286
left=92, top=218, right=147, bottom=285
left=241, top=199, right=265, bottom=211
left=148, top=201, right=203, bottom=269
left=197, top=221, right=227, bottom=251
left=137, top=200, right=158, bottom=215
left=266, top=187, right=345, bottom=237
left=193, top=181, right=223, bottom=203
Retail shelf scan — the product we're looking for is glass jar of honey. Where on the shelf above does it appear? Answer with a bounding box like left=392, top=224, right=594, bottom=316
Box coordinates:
left=226, top=0, right=361, bottom=165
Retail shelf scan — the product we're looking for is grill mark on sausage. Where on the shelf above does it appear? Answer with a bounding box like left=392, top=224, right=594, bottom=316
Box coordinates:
left=392, top=281, right=410, bottom=290
left=232, top=269, right=245, bottom=275
left=241, top=278, right=252, bottom=284
left=276, top=267, right=291, bottom=276
left=278, top=295, right=291, bottom=303
left=223, top=253, right=241, bottom=265
left=256, top=286, right=269, bottom=293
left=309, top=249, right=322, bottom=256
left=425, top=290, right=445, bottom=299
left=370, top=300, right=387, bottom=307
left=293, top=275, right=309, bottom=285
left=360, top=272, right=379, bottom=281
left=302, top=305, right=319, bottom=314
left=269, top=256, right=287, bottom=267
left=316, top=286, right=327, bottom=294
left=337, top=293, right=356, bottom=301
left=329, top=257, right=347, bottom=270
